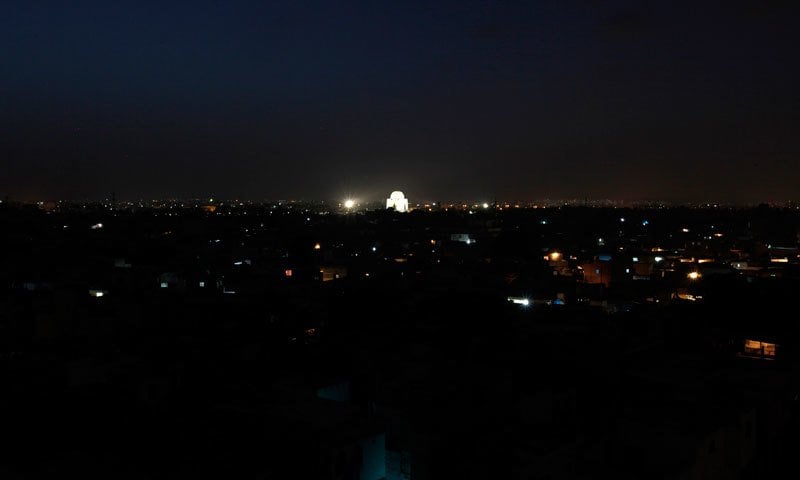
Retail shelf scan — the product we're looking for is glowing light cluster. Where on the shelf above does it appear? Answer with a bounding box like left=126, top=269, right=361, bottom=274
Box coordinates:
left=386, top=191, right=409, bottom=212
left=507, top=296, right=530, bottom=306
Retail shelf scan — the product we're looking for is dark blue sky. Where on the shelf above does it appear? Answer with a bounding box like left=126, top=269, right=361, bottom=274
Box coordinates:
left=1, top=0, right=798, bottom=202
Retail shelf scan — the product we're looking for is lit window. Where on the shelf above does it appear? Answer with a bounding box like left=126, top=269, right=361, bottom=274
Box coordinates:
left=743, top=339, right=777, bottom=358
left=160, top=282, right=168, bottom=288
left=284, top=269, right=293, bottom=277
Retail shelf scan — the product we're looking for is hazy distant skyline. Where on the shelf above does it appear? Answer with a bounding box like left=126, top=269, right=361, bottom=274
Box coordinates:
left=2, top=1, right=798, bottom=203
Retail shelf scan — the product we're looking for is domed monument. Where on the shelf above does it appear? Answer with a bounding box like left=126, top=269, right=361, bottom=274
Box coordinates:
left=386, top=191, right=409, bottom=213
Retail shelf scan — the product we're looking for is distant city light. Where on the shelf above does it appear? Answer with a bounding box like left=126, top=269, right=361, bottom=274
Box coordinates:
left=199, top=281, right=205, bottom=287
left=507, top=296, right=530, bottom=306
left=619, top=217, right=625, bottom=222
left=372, top=246, right=377, bottom=252
left=344, top=199, right=355, bottom=209
left=90, top=223, right=103, bottom=230
left=655, top=256, right=664, bottom=263
left=483, top=203, right=489, bottom=209
left=687, top=271, right=701, bottom=280
left=682, top=228, right=690, bottom=233
left=314, top=243, right=321, bottom=250
left=284, top=269, right=293, bottom=277
left=549, top=252, right=561, bottom=261
left=160, top=282, right=168, bottom=288
left=642, top=220, right=649, bottom=226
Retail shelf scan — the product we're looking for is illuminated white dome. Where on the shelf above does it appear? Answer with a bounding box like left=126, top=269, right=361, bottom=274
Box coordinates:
left=386, top=190, right=409, bottom=212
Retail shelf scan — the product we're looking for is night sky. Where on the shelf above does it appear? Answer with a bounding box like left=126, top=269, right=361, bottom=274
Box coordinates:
left=2, top=1, right=798, bottom=203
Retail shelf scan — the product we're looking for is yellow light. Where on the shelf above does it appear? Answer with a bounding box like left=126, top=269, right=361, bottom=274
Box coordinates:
left=549, top=252, right=561, bottom=261
left=687, top=271, right=701, bottom=280
left=344, top=199, right=355, bottom=209
left=314, top=243, right=321, bottom=250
